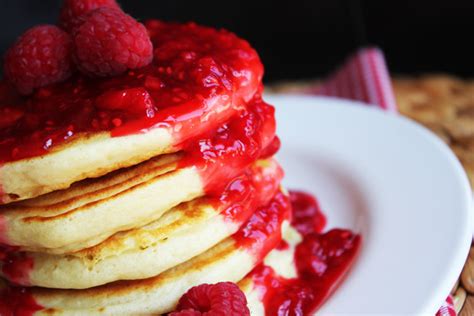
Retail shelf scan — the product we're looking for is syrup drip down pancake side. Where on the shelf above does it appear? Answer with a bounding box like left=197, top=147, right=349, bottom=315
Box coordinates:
left=0, top=191, right=291, bottom=315
left=240, top=191, right=361, bottom=315
left=0, top=159, right=283, bottom=289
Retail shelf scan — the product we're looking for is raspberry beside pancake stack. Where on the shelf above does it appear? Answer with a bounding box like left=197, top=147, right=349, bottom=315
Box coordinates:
left=0, top=19, right=291, bottom=315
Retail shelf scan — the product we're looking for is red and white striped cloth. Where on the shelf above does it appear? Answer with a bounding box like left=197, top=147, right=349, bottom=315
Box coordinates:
left=309, top=47, right=456, bottom=316
left=310, top=47, right=397, bottom=113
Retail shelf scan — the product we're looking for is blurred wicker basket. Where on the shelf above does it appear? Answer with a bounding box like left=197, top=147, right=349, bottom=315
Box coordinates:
left=394, top=75, right=474, bottom=190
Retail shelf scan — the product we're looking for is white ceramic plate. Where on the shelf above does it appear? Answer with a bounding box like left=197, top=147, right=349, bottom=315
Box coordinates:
left=266, top=95, right=473, bottom=315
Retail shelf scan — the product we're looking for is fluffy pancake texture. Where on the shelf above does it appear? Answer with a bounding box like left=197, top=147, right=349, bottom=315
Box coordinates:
left=0, top=190, right=290, bottom=315
left=0, top=129, right=173, bottom=205
left=0, top=159, right=283, bottom=289
left=0, top=153, right=204, bottom=252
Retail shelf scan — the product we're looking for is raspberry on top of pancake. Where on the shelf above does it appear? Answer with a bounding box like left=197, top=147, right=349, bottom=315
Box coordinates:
left=0, top=20, right=264, bottom=204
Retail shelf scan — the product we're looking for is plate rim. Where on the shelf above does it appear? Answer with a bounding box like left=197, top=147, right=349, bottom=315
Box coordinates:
left=266, top=94, right=473, bottom=314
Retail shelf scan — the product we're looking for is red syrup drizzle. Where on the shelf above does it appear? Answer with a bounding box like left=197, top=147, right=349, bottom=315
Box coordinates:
left=233, top=191, right=292, bottom=263
left=0, top=246, right=33, bottom=286
left=290, top=191, right=327, bottom=235
left=217, top=161, right=284, bottom=225
left=0, top=214, right=7, bottom=245
left=0, top=287, right=43, bottom=316
left=177, top=95, right=276, bottom=194
left=247, top=191, right=361, bottom=315
left=0, top=245, right=41, bottom=315
left=0, top=186, right=4, bottom=205
left=0, top=21, right=263, bottom=163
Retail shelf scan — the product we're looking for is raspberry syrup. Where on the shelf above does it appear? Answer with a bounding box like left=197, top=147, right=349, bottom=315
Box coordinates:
left=218, top=162, right=284, bottom=224
left=247, top=191, right=361, bottom=315
left=289, top=191, right=327, bottom=235
left=0, top=287, right=42, bottom=316
left=0, top=21, right=263, bottom=163
left=233, top=191, right=292, bottom=262
left=0, top=215, right=7, bottom=244
left=0, top=248, right=39, bottom=315
left=179, top=96, right=276, bottom=194
left=0, top=245, right=33, bottom=286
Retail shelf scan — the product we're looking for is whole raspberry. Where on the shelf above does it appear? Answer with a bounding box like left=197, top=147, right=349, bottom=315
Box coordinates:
left=73, top=8, right=153, bottom=77
left=59, top=0, right=121, bottom=32
left=171, top=282, right=250, bottom=316
left=3, top=25, right=73, bottom=95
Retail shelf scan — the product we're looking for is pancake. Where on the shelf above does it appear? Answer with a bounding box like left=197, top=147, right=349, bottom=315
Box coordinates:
left=0, top=95, right=276, bottom=253
left=0, top=191, right=290, bottom=315
left=0, top=153, right=204, bottom=253
left=0, top=159, right=283, bottom=289
left=0, top=21, right=263, bottom=204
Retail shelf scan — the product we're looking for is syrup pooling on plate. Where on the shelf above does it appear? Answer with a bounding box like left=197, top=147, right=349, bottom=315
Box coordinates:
left=0, top=21, right=263, bottom=163
left=247, top=191, right=361, bottom=315
left=290, top=190, right=327, bottom=235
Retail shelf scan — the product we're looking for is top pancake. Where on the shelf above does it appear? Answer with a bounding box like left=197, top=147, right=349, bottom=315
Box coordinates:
left=0, top=96, right=276, bottom=252
left=0, top=21, right=264, bottom=204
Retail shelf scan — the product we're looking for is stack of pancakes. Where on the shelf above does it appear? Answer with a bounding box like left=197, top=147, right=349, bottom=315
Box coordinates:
left=0, top=21, right=293, bottom=315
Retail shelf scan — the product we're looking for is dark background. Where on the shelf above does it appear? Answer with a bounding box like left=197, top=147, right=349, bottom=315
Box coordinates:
left=1, top=0, right=473, bottom=82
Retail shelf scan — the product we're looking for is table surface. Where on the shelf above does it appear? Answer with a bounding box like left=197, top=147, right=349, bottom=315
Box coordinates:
left=268, top=74, right=474, bottom=315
